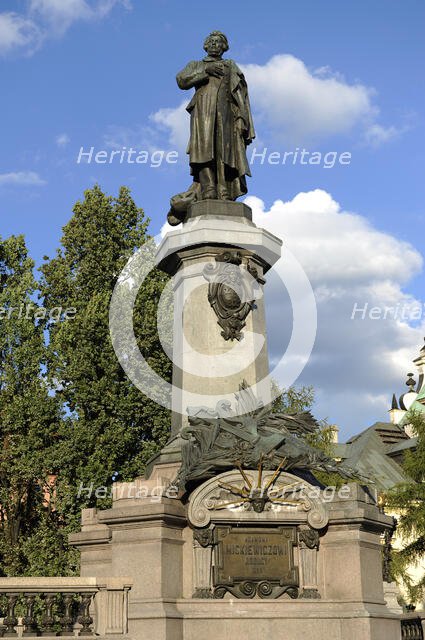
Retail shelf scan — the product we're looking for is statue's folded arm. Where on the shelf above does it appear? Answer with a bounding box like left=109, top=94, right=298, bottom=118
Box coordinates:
left=176, top=60, right=209, bottom=90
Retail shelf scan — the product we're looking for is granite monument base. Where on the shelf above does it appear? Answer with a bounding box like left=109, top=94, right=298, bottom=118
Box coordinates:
left=69, top=463, right=401, bottom=640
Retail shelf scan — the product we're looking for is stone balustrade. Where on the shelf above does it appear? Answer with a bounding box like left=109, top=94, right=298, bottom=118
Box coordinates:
left=0, top=577, right=132, bottom=638
left=401, top=613, right=425, bottom=639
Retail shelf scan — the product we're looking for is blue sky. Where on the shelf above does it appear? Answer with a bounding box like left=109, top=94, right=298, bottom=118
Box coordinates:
left=1, top=0, right=424, bottom=438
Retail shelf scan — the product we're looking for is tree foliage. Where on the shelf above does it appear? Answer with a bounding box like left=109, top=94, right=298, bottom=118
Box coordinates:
left=271, top=382, right=315, bottom=414
left=272, top=382, right=341, bottom=486
left=0, top=186, right=172, bottom=575
left=0, top=235, right=72, bottom=575
left=386, top=409, right=425, bottom=602
left=39, top=186, right=172, bottom=512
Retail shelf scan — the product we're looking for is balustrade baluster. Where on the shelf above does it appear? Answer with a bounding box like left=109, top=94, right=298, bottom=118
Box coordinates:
left=3, top=593, right=18, bottom=637
left=58, top=593, right=75, bottom=637
left=22, top=594, right=39, bottom=636
left=401, top=618, right=424, bottom=640
left=40, top=593, right=57, bottom=636
left=77, top=593, right=95, bottom=637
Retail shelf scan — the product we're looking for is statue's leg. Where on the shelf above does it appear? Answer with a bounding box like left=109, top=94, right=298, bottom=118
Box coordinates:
left=198, top=163, right=217, bottom=199
left=215, top=116, right=229, bottom=200
left=216, top=159, right=229, bottom=200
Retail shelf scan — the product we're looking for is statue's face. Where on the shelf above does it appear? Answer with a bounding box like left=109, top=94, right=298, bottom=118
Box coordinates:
left=205, top=36, right=225, bottom=57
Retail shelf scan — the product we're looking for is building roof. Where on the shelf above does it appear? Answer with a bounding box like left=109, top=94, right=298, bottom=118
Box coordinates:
left=387, top=437, right=418, bottom=455
left=340, top=340, right=425, bottom=492
left=340, top=422, right=414, bottom=492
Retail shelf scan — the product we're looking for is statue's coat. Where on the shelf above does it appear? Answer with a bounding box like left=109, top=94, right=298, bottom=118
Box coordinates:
left=176, top=56, right=255, bottom=198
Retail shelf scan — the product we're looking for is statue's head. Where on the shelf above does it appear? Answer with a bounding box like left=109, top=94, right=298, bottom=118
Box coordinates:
left=203, top=31, right=229, bottom=56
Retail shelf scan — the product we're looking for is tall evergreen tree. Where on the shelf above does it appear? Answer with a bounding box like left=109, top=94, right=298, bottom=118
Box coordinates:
left=0, top=235, right=65, bottom=575
left=40, top=185, right=172, bottom=522
left=386, top=410, right=425, bottom=602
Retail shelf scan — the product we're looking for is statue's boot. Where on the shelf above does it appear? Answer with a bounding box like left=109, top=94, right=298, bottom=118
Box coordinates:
left=202, top=187, right=217, bottom=199
left=199, top=164, right=217, bottom=199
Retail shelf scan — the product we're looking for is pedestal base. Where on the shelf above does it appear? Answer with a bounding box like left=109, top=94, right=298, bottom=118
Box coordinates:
left=130, top=600, right=399, bottom=640
left=70, top=464, right=402, bottom=640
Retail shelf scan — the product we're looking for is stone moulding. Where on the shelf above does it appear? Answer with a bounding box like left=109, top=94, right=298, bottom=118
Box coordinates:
left=187, top=470, right=329, bottom=530
left=155, top=216, right=283, bottom=278
left=213, top=580, right=299, bottom=600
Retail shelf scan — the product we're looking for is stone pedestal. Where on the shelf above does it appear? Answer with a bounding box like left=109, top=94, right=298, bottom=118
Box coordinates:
left=70, top=465, right=401, bottom=640
left=155, top=201, right=282, bottom=439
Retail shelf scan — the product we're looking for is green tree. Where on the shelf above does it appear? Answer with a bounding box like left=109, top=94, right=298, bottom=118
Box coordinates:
left=0, top=235, right=69, bottom=575
left=272, top=382, right=342, bottom=486
left=39, top=185, right=172, bottom=532
left=271, top=382, right=315, bottom=414
left=304, top=421, right=343, bottom=488
left=386, top=409, right=425, bottom=602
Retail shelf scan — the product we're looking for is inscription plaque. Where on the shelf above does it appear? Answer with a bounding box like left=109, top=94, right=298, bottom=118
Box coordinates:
left=213, top=526, right=299, bottom=599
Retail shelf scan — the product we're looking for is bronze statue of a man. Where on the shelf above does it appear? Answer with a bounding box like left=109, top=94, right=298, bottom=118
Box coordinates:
left=168, top=31, right=255, bottom=225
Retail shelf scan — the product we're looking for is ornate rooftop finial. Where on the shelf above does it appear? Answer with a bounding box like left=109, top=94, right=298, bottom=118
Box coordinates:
left=406, top=373, right=416, bottom=390
left=399, top=373, right=418, bottom=410
left=391, top=393, right=399, bottom=410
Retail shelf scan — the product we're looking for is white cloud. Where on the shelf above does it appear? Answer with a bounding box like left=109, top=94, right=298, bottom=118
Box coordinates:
left=249, top=191, right=421, bottom=285
left=103, top=101, right=190, bottom=156
left=145, top=53, right=403, bottom=149
left=0, top=12, right=41, bottom=55
left=29, top=0, right=131, bottom=35
left=363, top=123, right=409, bottom=147
left=0, top=171, right=47, bottom=186
left=30, top=0, right=92, bottom=24
left=241, top=54, right=377, bottom=144
left=95, top=0, right=132, bottom=18
left=244, top=190, right=424, bottom=437
left=150, top=101, right=189, bottom=152
left=56, top=133, right=70, bottom=147
left=0, top=0, right=131, bottom=55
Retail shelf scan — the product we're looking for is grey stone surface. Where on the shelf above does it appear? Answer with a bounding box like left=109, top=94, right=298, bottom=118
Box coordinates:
left=0, top=576, right=131, bottom=592
left=156, top=213, right=282, bottom=276
left=155, top=205, right=283, bottom=440
left=144, top=438, right=184, bottom=477
left=70, top=467, right=401, bottom=639
left=384, top=581, right=403, bottom=614
left=158, top=240, right=275, bottom=436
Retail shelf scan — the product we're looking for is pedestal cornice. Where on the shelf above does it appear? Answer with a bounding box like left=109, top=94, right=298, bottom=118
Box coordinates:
left=156, top=211, right=282, bottom=276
